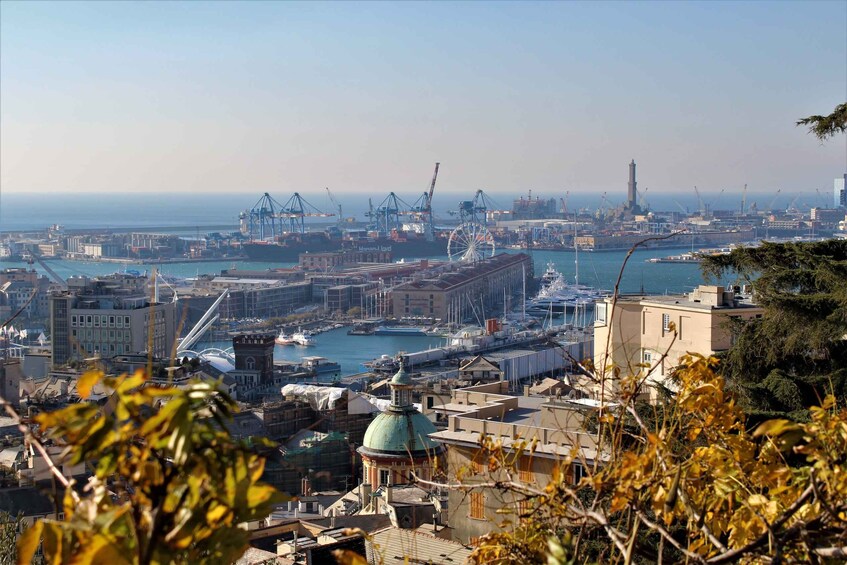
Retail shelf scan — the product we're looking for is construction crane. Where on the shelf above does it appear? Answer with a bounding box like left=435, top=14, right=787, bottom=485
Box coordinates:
left=786, top=193, right=802, bottom=214
left=767, top=189, right=782, bottom=212
left=694, top=186, right=704, bottom=216
left=560, top=191, right=570, bottom=215
left=706, top=188, right=725, bottom=215
left=325, top=187, right=343, bottom=225
left=672, top=199, right=689, bottom=215
left=408, top=162, right=441, bottom=241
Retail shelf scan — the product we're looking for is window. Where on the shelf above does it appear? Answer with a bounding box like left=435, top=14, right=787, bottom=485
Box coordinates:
left=573, top=463, right=586, bottom=484
left=71, top=315, right=77, bottom=327
left=109, top=316, right=115, bottom=327
left=379, top=469, right=390, bottom=486
left=245, top=356, right=256, bottom=370
left=595, top=303, right=607, bottom=324
left=469, top=492, right=485, bottom=519
left=643, top=350, right=653, bottom=364
left=87, top=315, right=92, bottom=325
left=518, top=498, right=532, bottom=516
left=124, top=316, right=130, bottom=325
left=662, top=313, right=671, bottom=333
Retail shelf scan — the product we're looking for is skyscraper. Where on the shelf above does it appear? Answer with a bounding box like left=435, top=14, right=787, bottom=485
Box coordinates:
left=628, top=160, right=638, bottom=210
left=835, top=174, right=846, bottom=208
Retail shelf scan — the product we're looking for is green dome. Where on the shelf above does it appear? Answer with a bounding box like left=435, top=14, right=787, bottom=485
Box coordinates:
left=390, top=362, right=412, bottom=385
left=361, top=411, right=440, bottom=456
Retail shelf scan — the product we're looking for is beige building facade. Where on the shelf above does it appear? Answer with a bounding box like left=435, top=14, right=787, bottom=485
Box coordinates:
left=593, top=285, right=763, bottom=399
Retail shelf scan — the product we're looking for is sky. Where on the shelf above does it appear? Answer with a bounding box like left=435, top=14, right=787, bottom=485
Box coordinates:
left=1, top=0, right=845, bottom=201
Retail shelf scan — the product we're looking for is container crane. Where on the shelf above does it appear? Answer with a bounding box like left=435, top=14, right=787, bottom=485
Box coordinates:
left=409, top=162, right=440, bottom=241
left=560, top=191, right=570, bottom=215
left=767, top=189, right=782, bottom=212
left=694, top=186, right=704, bottom=216
left=277, top=192, right=334, bottom=234
left=325, top=187, right=343, bottom=225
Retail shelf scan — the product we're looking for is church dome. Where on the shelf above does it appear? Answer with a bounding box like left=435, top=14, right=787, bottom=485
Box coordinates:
left=360, top=410, right=440, bottom=457
left=359, top=361, right=441, bottom=458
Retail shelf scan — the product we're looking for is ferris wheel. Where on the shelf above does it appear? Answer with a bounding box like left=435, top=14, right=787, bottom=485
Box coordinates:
left=447, top=222, right=495, bottom=262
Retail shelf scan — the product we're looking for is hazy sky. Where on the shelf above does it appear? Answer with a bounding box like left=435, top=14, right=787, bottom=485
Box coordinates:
left=1, top=1, right=845, bottom=199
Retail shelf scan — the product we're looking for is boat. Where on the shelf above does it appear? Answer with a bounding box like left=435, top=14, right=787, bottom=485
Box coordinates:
left=363, top=354, right=400, bottom=373
left=292, top=330, right=314, bottom=346
left=373, top=326, right=427, bottom=336
left=300, top=356, right=341, bottom=376
left=647, top=252, right=703, bottom=264
left=525, top=262, right=610, bottom=314
left=275, top=330, right=295, bottom=345
left=241, top=232, right=449, bottom=262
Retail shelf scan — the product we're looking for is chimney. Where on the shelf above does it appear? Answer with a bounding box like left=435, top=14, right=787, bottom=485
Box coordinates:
left=330, top=509, right=336, bottom=529
left=385, top=485, right=394, bottom=503
left=523, top=385, right=530, bottom=397
left=361, top=483, right=372, bottom=507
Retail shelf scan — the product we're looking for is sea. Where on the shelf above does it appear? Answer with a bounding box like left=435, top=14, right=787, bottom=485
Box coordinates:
left=0, top=190, right=794, bottom=233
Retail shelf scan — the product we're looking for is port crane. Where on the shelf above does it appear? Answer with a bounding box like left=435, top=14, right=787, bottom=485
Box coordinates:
left=694, top=186, right=704, bottom=216
left=325, top=187, right=343, bottom=225
left=277, top=192, right=334, bottom=234
left=559, top=191, right=570, bottom=215
left=367, top=192, right=415, bottom=235
left=408, top=162, right=440, bottom=241
left=767, top=189, right=782, bottom=212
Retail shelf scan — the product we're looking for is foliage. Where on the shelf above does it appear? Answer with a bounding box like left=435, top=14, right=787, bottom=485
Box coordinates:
left=17, top=370, right=285, bottom=565
left=0, top=512, right=22, bottom=565
left=469, top=355, right=847, bottom=564
left=796, top=102, right=847, bottom=140
left=701, top=239, right=847, bottom=419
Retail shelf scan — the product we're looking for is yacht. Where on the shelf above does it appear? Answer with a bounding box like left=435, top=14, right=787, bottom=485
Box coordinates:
left=292, top=330, right=314, bottom=346
left=525, top=262, right=610, bottom=314
left=275, top=330, right=295, bottom=345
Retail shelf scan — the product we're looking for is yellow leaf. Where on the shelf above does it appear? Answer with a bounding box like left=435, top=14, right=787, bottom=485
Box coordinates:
left=16, top=520, right=43, bottom=565
left=332, top=549, right=368, bottom=565
left=206, top=504, right=229, bottom=526
left=753, top=419, right=800, bottom=438
left=77, top=370, right=104, bottom=399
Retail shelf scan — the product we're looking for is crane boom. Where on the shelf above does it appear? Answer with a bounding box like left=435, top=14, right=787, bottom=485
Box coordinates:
left=325, top=187, right=343, bottom=223
left=427, top=162, right=440, bottom=211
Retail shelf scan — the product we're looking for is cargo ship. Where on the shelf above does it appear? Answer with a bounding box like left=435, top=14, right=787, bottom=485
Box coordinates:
left=241, top=231, right=448, bottom=262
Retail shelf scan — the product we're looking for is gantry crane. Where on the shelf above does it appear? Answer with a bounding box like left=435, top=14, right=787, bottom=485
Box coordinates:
left=277, top=192, right=334, bottom=234
left=767, top=189, right=782, bottom=212
left=325, top=187, right=343, bottom=225
left=409, top=162, right=440, bottom=241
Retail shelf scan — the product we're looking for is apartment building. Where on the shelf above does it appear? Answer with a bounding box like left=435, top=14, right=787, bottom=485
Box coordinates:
left=593, top=285, right=764, bottom=400
left=428, top=381, right=604, bottom=545
left=49, top=275, right=177, bottom=366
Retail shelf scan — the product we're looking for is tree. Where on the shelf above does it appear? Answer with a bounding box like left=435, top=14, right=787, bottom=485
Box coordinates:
left=465, top=355, right=847, bottom=564
left=796, top=102, right=847, bottom=140
left=16, top=370, right=285, bottom=564
left=700, top=239, right=847, bottom=420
